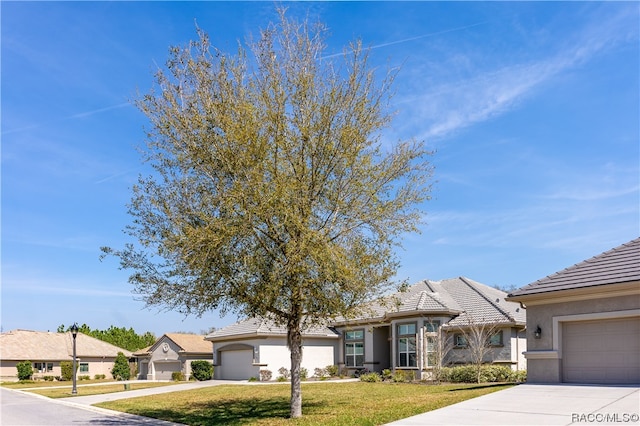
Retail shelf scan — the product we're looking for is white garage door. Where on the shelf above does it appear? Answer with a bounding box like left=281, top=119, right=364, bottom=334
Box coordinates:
left=563, top=317, right=640, bottom=384
left=220, top=349, right=254, bottom=380
left=154, top=362, right=181, bottom=380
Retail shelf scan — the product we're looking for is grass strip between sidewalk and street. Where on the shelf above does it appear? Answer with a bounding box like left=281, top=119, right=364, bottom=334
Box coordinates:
left=96, top=382, right=514, bottom=425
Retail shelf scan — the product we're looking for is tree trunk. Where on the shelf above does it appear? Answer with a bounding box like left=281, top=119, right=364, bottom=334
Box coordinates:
left=288, top=316, right=303, bottom=418
left=287, top=318, right=302, bottom=418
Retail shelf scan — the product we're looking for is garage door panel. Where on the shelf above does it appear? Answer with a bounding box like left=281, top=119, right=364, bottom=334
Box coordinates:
left=220, top=349, right=254, bottom=380
left=563, top=317, right=640, bottom=384
left=155, top=362, right=181, bottom=380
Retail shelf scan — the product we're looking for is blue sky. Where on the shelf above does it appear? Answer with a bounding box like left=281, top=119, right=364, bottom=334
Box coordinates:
left=2, top=2, right=638, bottom=337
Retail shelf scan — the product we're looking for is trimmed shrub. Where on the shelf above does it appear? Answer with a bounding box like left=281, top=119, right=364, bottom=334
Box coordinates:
left=359, top=372, right=382, bottom=382
left=248, top=376, right=258, bottom=382
left=79, top=375, right=91, bottom=381
left=60, top=361, right=76, bottom=381
left=171, top=371, right=185, bottom=381
left=259, top=369, right=272, bottom=381
left=278, top=367, right=290, bottom=380
left=313, top=367, right=327, bottom=379
left=16, top=361, right=33, bottom=381
left=43, top=376, right=55, bottom=381
left=441, top=365, right=526, bottom=383
left=381, top=369, right=393, bottom=381
left=300, top=367, right=308, bottom=380
left=191, top=360, right=214, bottom=381
left=325, top=365, right=339, bottom=377
left=111, top=352, right=131, bottom=381
left=276, top=376, right=287, bottom=382
left=94, top=374, right=106, bottom=380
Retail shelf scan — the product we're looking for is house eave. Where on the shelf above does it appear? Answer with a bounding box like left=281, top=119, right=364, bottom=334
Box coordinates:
left=205, top=331, right=338, bottom=343
left=505, top=281, right=640, bottom=306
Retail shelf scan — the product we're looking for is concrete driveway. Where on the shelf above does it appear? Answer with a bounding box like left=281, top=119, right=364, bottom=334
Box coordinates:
left=386, top=384, right=640, bottom=425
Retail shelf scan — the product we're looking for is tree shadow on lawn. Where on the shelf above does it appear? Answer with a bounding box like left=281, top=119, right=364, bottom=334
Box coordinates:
left=127, top=396, right=324, bottom=425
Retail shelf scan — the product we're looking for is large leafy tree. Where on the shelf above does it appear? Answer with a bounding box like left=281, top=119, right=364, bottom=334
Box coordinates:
left=103, top=9, right=432, bottom=418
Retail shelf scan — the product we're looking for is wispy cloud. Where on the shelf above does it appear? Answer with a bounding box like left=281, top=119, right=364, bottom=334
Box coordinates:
left=322, top=21, right=488, bottom=59
left=399, top=5, right=638, bottom=141
left=2, top=102, right=131, bottom=135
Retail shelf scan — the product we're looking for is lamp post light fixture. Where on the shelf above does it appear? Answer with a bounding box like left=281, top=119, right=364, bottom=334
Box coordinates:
left=70, top=323, right=79, bottom=395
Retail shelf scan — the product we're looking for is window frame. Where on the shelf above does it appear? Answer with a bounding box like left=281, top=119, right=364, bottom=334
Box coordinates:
left=424, top=320, right=441, bottom=367
left=344, top=329, right=365, bottom=368
left=488, top=330, right=504, bottom=347
left=454, top=333, right=467, bottom=348
left=79, top=363, right=89, bottom=373
left=396, top=322, right=417, bottom=368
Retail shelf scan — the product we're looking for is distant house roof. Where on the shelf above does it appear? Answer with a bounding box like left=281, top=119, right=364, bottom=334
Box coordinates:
left=0, top=330, right=131, bottom=361
left=508, top=237, right=640, bottom=299
left=134, top=333, right=211, bottom=356
left=163, top=333, right=211, bottom=353
left=335, top=276, right=525, bottom=327
left=206, top=318, right=339, bottom=342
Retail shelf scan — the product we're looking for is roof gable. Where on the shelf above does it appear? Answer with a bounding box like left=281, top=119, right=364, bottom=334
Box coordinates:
left=163, top=333, right=211, bottom=353
left=508, top=238, right=640, bottom=298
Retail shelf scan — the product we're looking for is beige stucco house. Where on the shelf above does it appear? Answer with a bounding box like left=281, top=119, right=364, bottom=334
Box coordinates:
left=507, top=237, right=640, bottom=384
left=0, top=329, right=131, bottom=381
left=206, top=277, right=526, bottom=380
left=134, top=333, right=212, bottom=380
left=206, top=319, right=339, bottom=380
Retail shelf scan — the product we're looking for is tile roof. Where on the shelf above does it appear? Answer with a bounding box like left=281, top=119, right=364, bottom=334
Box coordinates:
left=163, top=333, right=211, bottom=353
left=508, top=237, right=640, bottom=298
left=0, top=329, right=132, bottom=360
left=335, top=277, right=525, bottom=327
left=206, top=317, right=339, bottom=341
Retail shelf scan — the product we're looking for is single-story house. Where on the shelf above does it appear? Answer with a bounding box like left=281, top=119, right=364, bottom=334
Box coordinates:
left=333, top=277, right=526, bottom=379
left=206, top=277, right=526, bottom=380
left=205, top=318, right=339, bottom=380
left=506, top=237, right=640, bottom=384
left=0, top=329, right=132, bottom=381
left=134, top=333, right=213, bottom=380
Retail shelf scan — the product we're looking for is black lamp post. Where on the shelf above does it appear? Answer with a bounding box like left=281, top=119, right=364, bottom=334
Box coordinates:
left=70, top=323, right=79, bottom=395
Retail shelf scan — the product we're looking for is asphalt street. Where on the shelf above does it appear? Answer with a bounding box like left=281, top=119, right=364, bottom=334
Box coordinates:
left=0, top=387, right=181, bottom=426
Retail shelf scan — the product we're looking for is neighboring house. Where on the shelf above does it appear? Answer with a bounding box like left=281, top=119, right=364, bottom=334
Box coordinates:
left=134, top=333, right=212, bottom=380
left=0, top=329, right=132, bottom=381
left=206, top=277, right=526, bottom=381
left=205, top=318, right=339, bottom=380
left=506, top=238, right=640, bottom=385
left=332, top=277, right=526, bottom=379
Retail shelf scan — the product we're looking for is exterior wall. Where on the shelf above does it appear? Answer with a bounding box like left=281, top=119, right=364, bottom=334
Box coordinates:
left=524, top=294, right=640, bottom=383
left=336, top=318, right=525, bottom=379
left=212, top=336, right=338, bottom=380
left=445, top=327, right=526, bottom=370
left=1, top=358, right=118, bottom=381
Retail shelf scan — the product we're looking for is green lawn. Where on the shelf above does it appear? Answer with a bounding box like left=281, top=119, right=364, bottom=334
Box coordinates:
left=1, top=379, right=113, bottom=389
left=97, top=382, right=514, bottom=425
left=27, top=382, right=176, bottom=398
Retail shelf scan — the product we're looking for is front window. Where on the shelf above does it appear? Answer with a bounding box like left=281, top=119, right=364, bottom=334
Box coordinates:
left=79, top=363, right=89, bottom=373
left=397, top=323, right=416, bottom=367
left=488, top=331, right=503, bottom=347
left=34, top=362, right=53, bottom=373
left=425, top=321, right=440, bottom=367
left=455, top=334, right=467, bottom=347
left=345, top=329, right=364, bottom=367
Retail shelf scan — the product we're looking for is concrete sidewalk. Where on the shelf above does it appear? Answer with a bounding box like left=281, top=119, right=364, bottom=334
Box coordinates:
left=57, top=379, right=239, bottom=405
left=386, top=384, right=640, bottom=425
